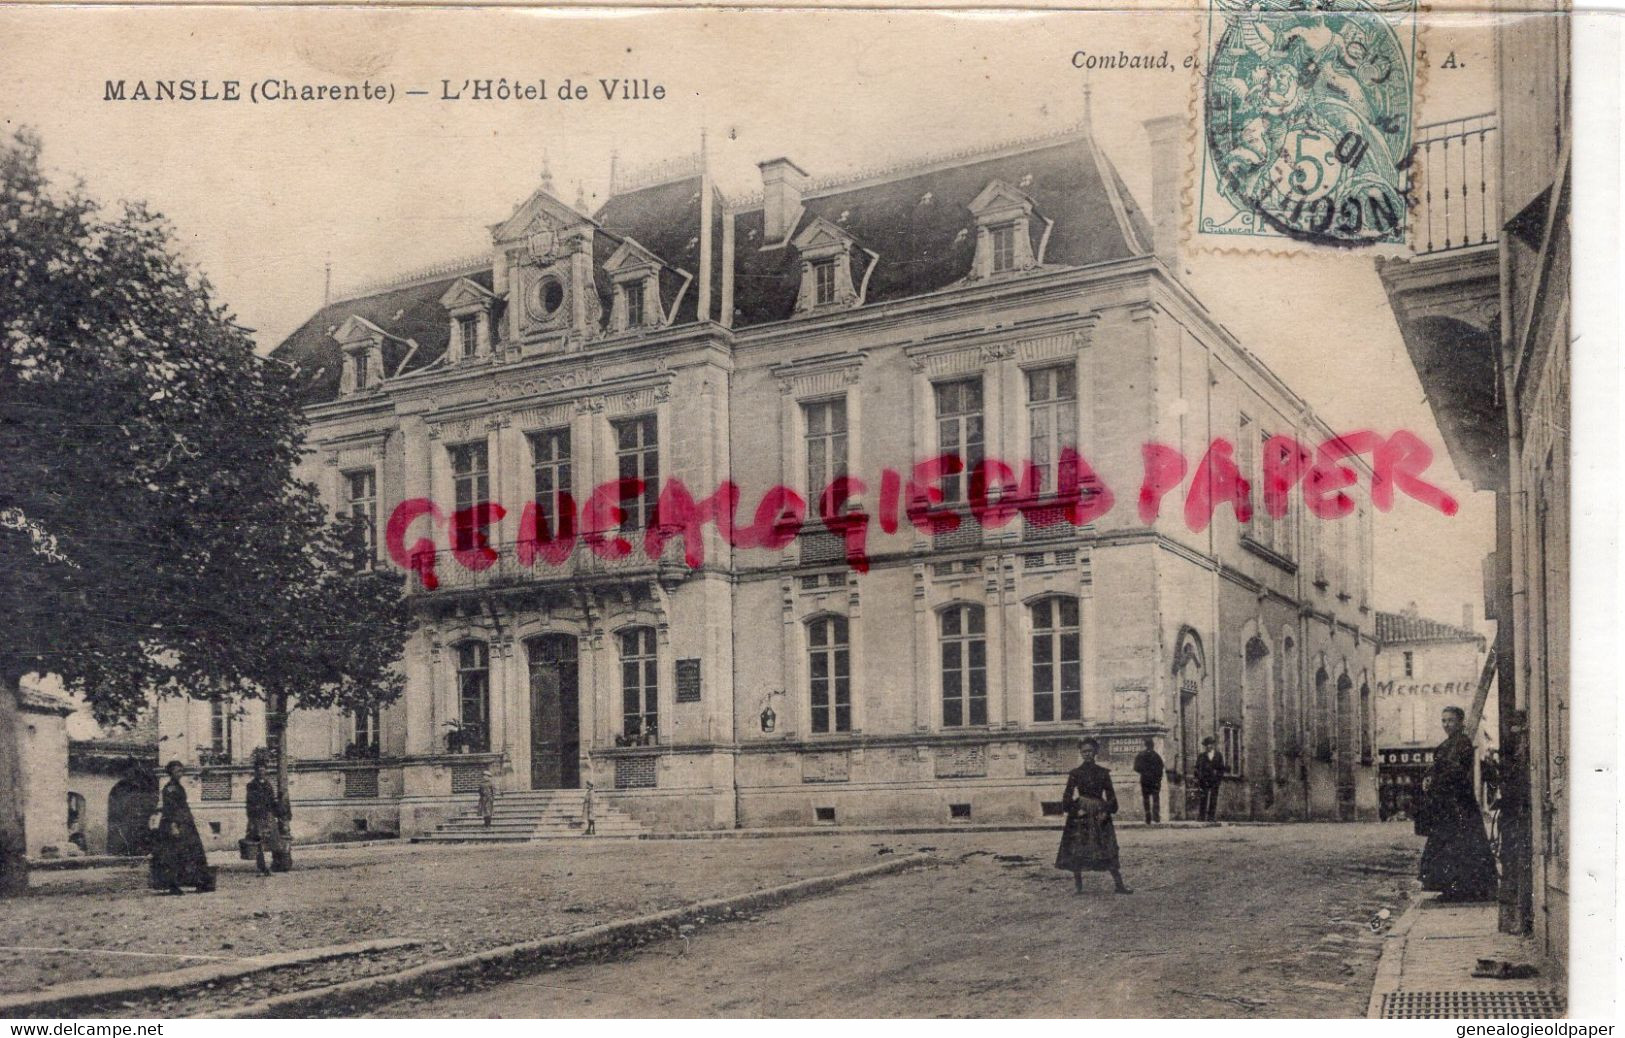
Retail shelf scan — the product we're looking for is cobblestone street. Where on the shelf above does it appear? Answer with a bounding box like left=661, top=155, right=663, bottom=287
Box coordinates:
left=367, top=824, right=1420, bottom=1018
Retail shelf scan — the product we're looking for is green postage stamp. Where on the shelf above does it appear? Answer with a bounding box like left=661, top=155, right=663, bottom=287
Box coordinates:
left=1197, top=0, right=1419, bottom=249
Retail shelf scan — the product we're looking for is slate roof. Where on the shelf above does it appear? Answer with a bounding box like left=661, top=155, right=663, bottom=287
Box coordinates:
left=274, top=127, right=1154, bottom=405
left=731, top=131, right=1152, bottom=326
left=1375, top=610, right=1483, bottom=646
left=274, top=269, right=495, bottom=406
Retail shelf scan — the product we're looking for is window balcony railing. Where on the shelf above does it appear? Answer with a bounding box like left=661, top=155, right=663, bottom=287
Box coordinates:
left=406, top=534, right=686, bottom=594
left=1405, top=113, right=1499, bottom=256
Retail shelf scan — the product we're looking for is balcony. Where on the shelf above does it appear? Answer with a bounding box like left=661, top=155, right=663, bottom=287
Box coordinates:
left=1405, top=113, right=1499, bottom=256
left=406, top=535, right=689, bottom=596
left=1374, top=113, right=1505, bottom=492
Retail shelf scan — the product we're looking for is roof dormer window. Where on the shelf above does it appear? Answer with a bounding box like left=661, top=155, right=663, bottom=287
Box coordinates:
left=439, top=277, right=498, bottom=362
left=331, top=315, right=392, bottom=398
left=967, top=180, right=1047, bottom=281
left=605, top=236, right=685, bottom=336
left=791, top=216, right=873, bottom=317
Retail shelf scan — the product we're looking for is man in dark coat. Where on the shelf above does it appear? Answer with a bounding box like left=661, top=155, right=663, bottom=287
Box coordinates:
left=245, top=761, right=287, bottom=877
left=1132, top=737, right=1165, bottom=823
left=1195, top=736, right=1227, bottom=823
left=1418, top=706, right=1498, bottom=902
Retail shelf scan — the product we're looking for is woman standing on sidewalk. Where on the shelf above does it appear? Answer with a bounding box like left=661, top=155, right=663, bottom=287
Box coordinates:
left=150, top=761, right=215, bottom=895
left=1054, top=738, right=1133, bottom=895
left=1417, top=706, right=1498, bottom=902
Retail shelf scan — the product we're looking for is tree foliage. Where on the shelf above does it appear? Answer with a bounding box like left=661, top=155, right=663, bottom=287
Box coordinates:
left=0, top=128, right=412, bottom=723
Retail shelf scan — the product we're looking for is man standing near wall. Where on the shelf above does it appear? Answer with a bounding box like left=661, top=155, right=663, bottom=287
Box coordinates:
left=1195, top=736, right=1227, bottom=824
left=1133, top=737, right=1165, bottom=824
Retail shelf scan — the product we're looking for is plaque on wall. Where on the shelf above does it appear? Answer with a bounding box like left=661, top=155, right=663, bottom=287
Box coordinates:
left=675, top=658, right=702, bottom=703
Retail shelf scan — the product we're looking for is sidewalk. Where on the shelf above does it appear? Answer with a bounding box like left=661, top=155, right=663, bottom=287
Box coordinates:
left=1368, top=894, right=1564, bottom=1019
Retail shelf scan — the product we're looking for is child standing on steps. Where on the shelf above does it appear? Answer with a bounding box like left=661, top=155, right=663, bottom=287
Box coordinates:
left=582, top=781, right=596, bottom=836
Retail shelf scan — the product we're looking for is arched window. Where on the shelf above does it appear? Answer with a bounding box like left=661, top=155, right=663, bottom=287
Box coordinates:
left=1359, top=681, right=1373, bottom=764
left=940, top=605, right=987, bottom=728
left=1313, top=666, right=1331, bottom=759
left=456, top=641, right=490, bottom=752
left=807, top=615, right=851, bottom=734
left=1031, top=596, right=1080, bottom=722
left=619, top=627, right=658, bottom=741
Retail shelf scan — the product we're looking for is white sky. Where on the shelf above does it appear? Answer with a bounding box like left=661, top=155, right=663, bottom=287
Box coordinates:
left=0, top=5, right=1504, bottom=634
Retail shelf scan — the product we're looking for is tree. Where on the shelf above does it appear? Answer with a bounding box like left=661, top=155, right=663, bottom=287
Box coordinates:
left=0, top=129, right=412, bottom=892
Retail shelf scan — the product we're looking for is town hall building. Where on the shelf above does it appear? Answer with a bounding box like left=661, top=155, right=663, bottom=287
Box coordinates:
left=161, top=114, right=1380, bottom=841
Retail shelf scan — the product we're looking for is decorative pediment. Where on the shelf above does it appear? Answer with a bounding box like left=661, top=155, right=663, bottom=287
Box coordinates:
left=968, top=179, right=1038, bottom=221
left=439, top=277, right=497, bottom=313
left=489, top=188, right=597, bottom=248
left=332, top=315, right=390, bottom=348
left=792, top=216, right=856, bottom=258
left=604, top=237, right=664, bottom=277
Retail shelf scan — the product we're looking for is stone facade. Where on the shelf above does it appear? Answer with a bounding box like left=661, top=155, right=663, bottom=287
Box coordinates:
left=160, top=122, right=1378, bottom=838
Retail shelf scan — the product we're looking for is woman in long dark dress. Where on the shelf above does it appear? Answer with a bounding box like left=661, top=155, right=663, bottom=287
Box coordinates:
left=1417, top=707, right=1498, bottom=902
left=150, top=760, right=215, bottom=895
left=1054, top=738, right=1133, bottom=895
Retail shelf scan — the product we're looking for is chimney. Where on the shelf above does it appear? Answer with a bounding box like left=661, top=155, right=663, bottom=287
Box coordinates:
left=1142, top=116, right=1184, bottom=275
left=758, top=157, right=808, bottom=243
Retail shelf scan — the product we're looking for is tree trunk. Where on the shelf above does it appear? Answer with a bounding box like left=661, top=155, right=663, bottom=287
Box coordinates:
left=269, top=691, right=294, bottom=871
left=0, top=676, right=30, bottom=896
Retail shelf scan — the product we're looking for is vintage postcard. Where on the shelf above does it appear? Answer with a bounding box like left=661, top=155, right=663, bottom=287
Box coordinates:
left=0, top=0, right=1606, bottom=1024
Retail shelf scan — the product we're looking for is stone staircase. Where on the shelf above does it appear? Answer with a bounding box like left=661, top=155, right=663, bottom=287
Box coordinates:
left=413, top=788, right=648, bottom=844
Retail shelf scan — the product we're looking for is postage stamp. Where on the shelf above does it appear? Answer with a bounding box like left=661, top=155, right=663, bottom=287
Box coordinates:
left=1195, top=0, right=1420, bottom=249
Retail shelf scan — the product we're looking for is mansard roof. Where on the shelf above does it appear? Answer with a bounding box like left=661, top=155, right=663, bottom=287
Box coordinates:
left=729, top=130, right=1153, bottom=327
left=273, top=267, right=494, bottom=406
left=272, top=127, right=1153, bottom=405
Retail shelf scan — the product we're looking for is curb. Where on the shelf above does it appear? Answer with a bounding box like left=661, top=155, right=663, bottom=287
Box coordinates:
left=0, top=939, right=421, bottom=1018
left=642, top=820, right=1273, bottom=840
left=215, top=851, right=936, bottom=1018
left=1365, top=884, right=1423, bottom=1019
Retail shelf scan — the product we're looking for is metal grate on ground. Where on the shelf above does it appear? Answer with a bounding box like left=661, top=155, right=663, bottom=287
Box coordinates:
left=1381, top=990, right=1564, bottom=1019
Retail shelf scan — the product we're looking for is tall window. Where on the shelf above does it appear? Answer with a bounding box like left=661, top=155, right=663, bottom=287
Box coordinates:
left=624, top=282, right=645, bottom=328
left=803, top=398, right=848, bottom=496
left=619, top=627, right=658, bottom=740
left=1221, top=723, right=1243, bottom=776
left=344, top=468, right=377, bottom=563
left=813, top=260, right=837, bottom=306
left=457, top=641, right=490, bottom=752
left=209, top=700, right=232, bottom=758
left=940, top=605, right=987, bottom=728
left=1402, top=651, right=1414, bottom=678
left=1031, top=596, right=1081, bottom=722
left=1027, top=366, right=1077, bottom=495
left=529, top=429, right=572, bottom=539
left=612, top=416, right=659, bottom=535
left=449, top=442, right=490, bottom=552
left=807, top=615, right=851, bottom=734
left=935, top=379, right=984, bottom=504
left=990, top=223, right=1016, bottom=273
left=351, top=707, right=380, bottom=753
left=456, top=314, right=478, bottom=359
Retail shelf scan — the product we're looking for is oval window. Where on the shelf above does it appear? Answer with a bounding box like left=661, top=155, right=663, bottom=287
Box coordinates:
left=530, top=274, right=565, bottom=319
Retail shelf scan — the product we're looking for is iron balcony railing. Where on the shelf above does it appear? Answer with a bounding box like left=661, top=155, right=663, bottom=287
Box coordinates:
left=406, top=535, right=687, bottom=593
left=1405, top=113, right=1499, bottom=255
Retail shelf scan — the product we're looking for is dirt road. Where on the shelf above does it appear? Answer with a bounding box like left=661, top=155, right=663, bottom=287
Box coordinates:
left=372, top=823, right=1421, bottom=1018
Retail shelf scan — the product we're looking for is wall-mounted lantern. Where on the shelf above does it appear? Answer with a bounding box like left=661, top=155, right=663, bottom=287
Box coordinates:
left=758, top=689, right=783, bottom=733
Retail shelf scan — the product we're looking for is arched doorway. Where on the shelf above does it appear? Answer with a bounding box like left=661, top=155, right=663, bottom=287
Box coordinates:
left=1243, top=635, right=1270, bottom=783
left=1336, top=672, right=1356, bottom=820
left=106, top=769, right=157, bottom=856
left=527, top=634, right=581, bottom=789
